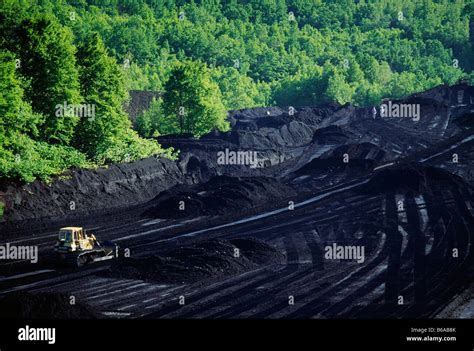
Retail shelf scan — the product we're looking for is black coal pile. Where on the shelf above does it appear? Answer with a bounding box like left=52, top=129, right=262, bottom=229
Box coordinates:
left=454, top=112, right=474, bottom=129
left=361, top=164, right=469, bottom=195
left=142, top=175, right=295, bottom=219
left=311, top=125, right=351, bottom=144
left=1, top=156, right=187, bottom=225
left=229, top=238, right=285, bottom=265
left=103, top=238, right=285, bottom=284
left=0, top=292, right=99, bottom=319
left=295, top=142, right=386, bottom=176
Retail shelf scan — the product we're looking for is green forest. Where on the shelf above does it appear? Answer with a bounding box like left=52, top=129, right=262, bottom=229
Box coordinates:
left=0, top=0, right=473, bottom=183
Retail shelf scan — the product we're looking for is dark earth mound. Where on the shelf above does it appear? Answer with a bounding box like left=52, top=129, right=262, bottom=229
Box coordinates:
left=0, top=292, right=99, bottom=319
left=311, top=125, right=351, bottom=144
left=454, top=112, right=474, bottom=129
left=142, top=175, right=296, bottom=219
left=295, top=142, right=385, bottom=176
left=0, top=156, right=187, bottom=226
left=103, top=238, right=285, bottom=284
left=361, top=164, right=469, bottom=195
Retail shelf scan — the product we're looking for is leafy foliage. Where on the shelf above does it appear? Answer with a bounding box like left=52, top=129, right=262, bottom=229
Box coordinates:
left=136, top=97, right=162, bottom=138
left=0, top=0, right=472, bottom=181
left=0, top=3, right=175, bottom=183
left=161, top=61, right=229, bottom=137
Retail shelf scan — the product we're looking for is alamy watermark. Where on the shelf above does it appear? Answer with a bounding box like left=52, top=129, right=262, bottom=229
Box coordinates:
left=0, top=243, right=38, bottom=263
left=18, top=326, right=55, bottom=345
left=55, top=101, right=95, bottom=121
left=324, top=243, right=365, bottom=263
left=378, top=101, right=421, bottom=121
left=217, top=148, right=263, bottom=168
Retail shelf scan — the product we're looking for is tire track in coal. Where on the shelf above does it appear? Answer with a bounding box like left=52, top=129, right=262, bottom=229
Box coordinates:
left=405, top=193, right=427, bottom=304
left=279, top=229, right=388, bottom=318
left=386, top=189, right=451, bottom=317
left=343, top=190, right=446, bottom=318
left=249, top=225, right=386, bottom=318
left=318, top=269, right=387, bottom=317
left=404, top=186, right=473, bottom=317
left=164, top=234, right=305, bottom=318
left=384, top=192, right=403, bottom=305
left=303, top=229, right=325, bottom=270
left=92, top=284, right=179, bottom=311
left=143, top=266, right=286, bottom=318
left=244, top=263, right=359, bottom=318
left=339, top=194, right=425, bottom=318
left=202, top=229, right=328, bottom=318
left=142, top=202, right=378, bottom=318
left=386, top=190, right=450, bottom=317
left=200, top=268, right=322, bottom=318
left=326, top=192, right=432, bottom=318
left=164, top=266, right=315, bottom=318
left=170, top=233, right=361, bottom=318
left=425, top=188, right=473, bottom=317
left=381, top=188, right=452, bottom=318
left=377, top=186, right=471, bottom=318
left=421, top=218, right=471, bottom=317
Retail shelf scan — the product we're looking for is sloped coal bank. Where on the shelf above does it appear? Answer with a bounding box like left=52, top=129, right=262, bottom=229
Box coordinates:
left=103, top=238, right=285, bottom=284
left=311, top=125, right=351, bottom=144
left=361, top=164, right=469, bottom=195
left=1, top=156, right=186, bottom=224
left=142, top=175, right=296, bottom=219
left=454, top=112, right=474, bottom=129
left=295, top=142, right=386, bottom=176
left=0, top=292, right=99, bottom=319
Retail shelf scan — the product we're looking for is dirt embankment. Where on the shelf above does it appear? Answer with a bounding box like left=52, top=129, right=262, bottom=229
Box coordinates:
left=0, top=157, right=188, bottom=224
left=102, top=238, right=285, bottom=284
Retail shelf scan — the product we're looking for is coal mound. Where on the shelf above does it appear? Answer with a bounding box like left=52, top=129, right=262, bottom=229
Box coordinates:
left=454, top=112, right=474, bottom=129
left=0, top=292, right=99, bottom=319
left=361, top=164, right=468, bottom=195
left=103, top=238, right=285, bottom=284
left=142, top=176, right=295, bottom=219
left=295, top=142, right=384, bottom=175
left=312, top=125, right=350, bottom=144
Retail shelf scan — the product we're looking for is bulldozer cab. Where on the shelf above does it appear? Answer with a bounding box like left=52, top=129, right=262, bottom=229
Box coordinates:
left=59, top=227, right=84, bottom=243
left=56, top=227, right=95, bottom=254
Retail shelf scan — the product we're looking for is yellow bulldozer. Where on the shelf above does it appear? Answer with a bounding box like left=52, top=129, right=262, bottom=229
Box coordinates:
left=54, top=227, right=119, bottom=267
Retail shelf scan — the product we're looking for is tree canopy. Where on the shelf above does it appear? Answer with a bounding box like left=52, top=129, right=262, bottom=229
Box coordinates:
left=161, top=61, right=229, bottom=137
left=0, top=3, right=175, bottom=182
left=0, top=0, right=472, bottom=182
